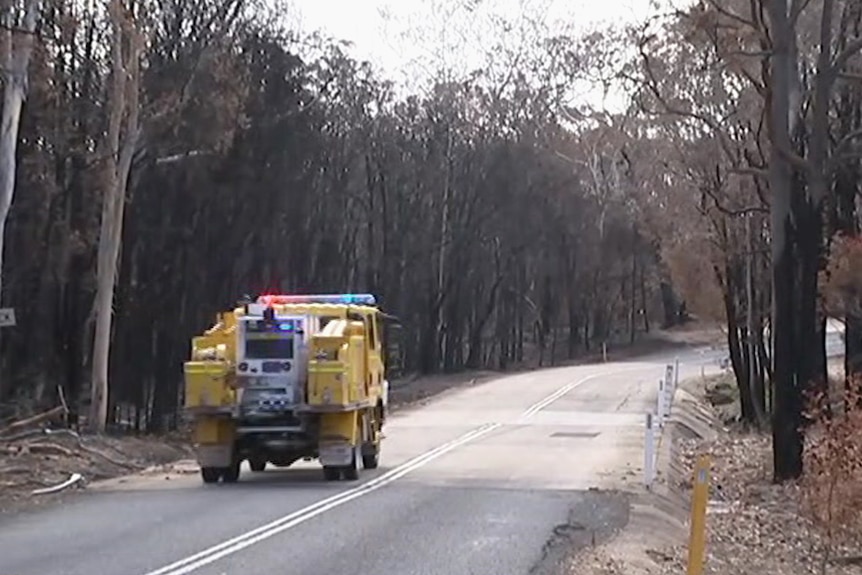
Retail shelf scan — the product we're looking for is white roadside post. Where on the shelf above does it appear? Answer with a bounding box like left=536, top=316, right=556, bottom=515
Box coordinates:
left=656, top=379, right=666, bottom=428
left=644, top=412, right=656, bottom=489
left=664, top=363, right=675, bottom=416
left=667, top=382, right=673, bottom=417
left=674, top=357, right=680, bottom=388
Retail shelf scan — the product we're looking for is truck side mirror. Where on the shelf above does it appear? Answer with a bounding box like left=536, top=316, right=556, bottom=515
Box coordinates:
left=382, top=322, right=404, bottom=379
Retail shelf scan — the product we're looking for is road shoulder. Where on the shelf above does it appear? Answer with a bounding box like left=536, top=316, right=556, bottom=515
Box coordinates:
left=561, top=373, right=722, bottom=575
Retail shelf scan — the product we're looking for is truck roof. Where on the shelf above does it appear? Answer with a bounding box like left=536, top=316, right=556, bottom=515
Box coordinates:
left=234, top=303, right=380, bottom=318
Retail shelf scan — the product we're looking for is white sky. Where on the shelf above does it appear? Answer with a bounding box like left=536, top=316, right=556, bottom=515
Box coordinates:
left=287, top=0, right=664, bottom=106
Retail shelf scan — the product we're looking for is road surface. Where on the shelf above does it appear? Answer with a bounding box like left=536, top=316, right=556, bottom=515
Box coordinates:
left=1, top=344, right=728, bottom=575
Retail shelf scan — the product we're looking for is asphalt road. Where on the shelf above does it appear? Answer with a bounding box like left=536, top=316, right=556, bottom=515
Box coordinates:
left=1, top=344, right=731, bottom=575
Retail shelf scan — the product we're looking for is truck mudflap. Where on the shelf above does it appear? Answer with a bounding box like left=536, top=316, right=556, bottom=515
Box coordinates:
left=197, top=444, right=233, bottom=468
left=318, top=441, right=356, bottom=467
left=295, top=400, right=372, bottom=413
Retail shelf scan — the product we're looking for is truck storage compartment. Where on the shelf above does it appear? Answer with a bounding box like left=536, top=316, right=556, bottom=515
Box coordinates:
left=184, top=360, right=236, bottom=410
left=307, top=340, right=350, bottom=407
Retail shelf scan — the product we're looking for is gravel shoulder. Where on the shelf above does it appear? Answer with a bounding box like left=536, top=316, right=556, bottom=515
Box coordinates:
left=564, top=358, right=862, bottom=575
left=562, top=373, right=711, bottom=575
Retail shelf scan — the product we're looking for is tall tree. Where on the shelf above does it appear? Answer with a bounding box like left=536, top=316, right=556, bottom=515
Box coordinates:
left=0, top=0, right=39, bottom=398
left=88, top=0, right=143, bottom=432
left=766, top=0, right=804, bottom=480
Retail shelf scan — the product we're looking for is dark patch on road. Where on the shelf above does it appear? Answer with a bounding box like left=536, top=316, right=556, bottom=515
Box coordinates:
left=549, top=431, right=601, bottom=439
left=528, top=489, right=631, bottom=575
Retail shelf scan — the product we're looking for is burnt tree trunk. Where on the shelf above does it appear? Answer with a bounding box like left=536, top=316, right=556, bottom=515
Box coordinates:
left=768, top=0, right=803, bottom=481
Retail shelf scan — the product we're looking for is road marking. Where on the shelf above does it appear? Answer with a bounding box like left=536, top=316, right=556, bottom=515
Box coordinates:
left=141, top=423, right=501, bottom=575
left=519, top=365, right=649, bottom=420
left=143, top=361, right=658, bottom=575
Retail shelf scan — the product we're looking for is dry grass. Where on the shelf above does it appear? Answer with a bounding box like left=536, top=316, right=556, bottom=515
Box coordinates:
left=568, top=367, right=862, bottom=575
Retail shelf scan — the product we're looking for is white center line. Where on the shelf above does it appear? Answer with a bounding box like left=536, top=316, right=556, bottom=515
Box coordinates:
left=519, top=364, right=650, bottom=420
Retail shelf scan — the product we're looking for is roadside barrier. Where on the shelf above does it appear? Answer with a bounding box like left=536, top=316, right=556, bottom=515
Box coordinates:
left=642, top=356, right=712, bottom=574
left=643, top=357, right=678, bottom=489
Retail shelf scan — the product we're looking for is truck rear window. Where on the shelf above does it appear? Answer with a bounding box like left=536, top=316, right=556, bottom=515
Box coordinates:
left=245, top=338, right=294, bottom=359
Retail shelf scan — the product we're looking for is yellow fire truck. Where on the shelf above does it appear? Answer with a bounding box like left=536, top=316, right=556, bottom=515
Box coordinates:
left=182, top=294, right=390, bottom=484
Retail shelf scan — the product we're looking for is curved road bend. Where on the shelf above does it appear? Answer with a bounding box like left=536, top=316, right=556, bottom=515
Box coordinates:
left=1, top=346, right=727, bottom=575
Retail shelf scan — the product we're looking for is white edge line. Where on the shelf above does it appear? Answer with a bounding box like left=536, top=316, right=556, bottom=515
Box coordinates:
left=147, top=423, right=502, bottom=575
left=141, top=423, right=499, bottom=575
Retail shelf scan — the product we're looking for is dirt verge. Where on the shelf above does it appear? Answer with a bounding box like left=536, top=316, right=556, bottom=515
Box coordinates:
left=563, top=374, right=720, bottom=575
left=564, top=363, right=862, bottom=575
left=0, top=431, right=193, bottom=516
left=658, top=365, right=862, bottom=575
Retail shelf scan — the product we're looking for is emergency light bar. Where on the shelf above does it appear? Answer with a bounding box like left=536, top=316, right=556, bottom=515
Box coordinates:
left=256, top=294, right=377, bottom=306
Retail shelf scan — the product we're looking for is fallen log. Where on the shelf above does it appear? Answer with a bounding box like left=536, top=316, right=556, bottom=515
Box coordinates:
left=26, top=442, right=78, bottom=457
left=0, top=406, right=67, bottom=437
left=31, top=473, right=84, bottom=495
left=4, top=428, right=82, bottom=443
left=76, top=443, right=137, bottom=469
left=3, top=429, right=50, bottom=443
left=4, top=427, right=135, bottom=469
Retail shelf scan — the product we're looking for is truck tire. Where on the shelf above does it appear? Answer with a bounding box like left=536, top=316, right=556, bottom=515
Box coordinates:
left=249, top=458, right=266, bottom=472
left=361, top=445, right=379, bottom=470
left=343, top=449, right=360, bottom=481
left=322, top=466, right=340, bottom=481
left=201, top=467, right=221, bottom=484
left=222, top=461, right=241, bottom=483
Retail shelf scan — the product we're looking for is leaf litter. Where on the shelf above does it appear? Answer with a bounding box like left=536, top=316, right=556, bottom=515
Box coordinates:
left=567, top=371, right=862, bottom=575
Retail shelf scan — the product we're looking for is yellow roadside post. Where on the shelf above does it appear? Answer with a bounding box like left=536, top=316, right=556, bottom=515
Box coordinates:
left=686, top=454, right=711, bottom=575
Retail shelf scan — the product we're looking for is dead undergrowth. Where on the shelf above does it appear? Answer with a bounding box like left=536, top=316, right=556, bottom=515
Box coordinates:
left=0, top=417, right=192, bottom=514
left=568, top=361, right=862, bottom=575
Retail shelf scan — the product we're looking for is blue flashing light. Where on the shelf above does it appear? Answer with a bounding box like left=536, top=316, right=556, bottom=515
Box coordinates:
left=257, top=293, right=377, bottom=306
left=278, top=322, right=294, bottom=332
left=339, top=293, right=376, bottom=305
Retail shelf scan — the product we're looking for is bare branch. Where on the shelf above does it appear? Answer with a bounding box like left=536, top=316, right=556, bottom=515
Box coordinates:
left=830, top=37, right=862, bottom=77
left=704, top=0, right=763, bottom=34
left=731, top=166, right=769, bottom=179
left=790, top=0, right=814, bottom=27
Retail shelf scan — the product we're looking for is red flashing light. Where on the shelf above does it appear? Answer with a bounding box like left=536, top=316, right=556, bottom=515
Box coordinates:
left=255, top=294, right=377, bottom=306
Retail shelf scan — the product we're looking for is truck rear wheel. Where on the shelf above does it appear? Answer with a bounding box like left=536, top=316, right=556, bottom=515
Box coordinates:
left=343, top=448, right=360, bottom=481
left=361, top=444, right=379, bottom=469
left=222, top=461, right=241, bottom=483
left=201, top=467, right=221, bottom=484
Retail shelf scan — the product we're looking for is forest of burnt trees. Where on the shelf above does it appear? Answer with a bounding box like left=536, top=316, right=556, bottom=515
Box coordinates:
left=0, top=0, right=687, bottom=433
left=2, top=0, right=862, bottom=482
